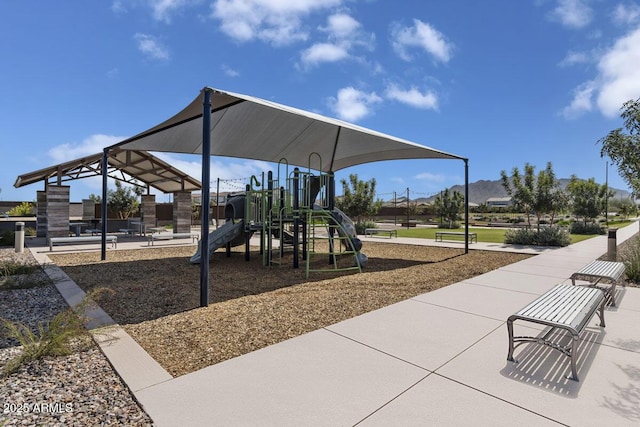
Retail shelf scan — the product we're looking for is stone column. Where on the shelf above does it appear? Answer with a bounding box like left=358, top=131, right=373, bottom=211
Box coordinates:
left=46, top=185, right=70, bottom=238
left=36, top=190, right=47, bottom=237
left=82, top=199, right=95, bottom=220
left=173, top=191, right=192, bottom=233
left=141, top=194, right=156, bottom=228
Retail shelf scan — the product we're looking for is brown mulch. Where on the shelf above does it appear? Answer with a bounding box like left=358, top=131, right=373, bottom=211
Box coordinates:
left=50, top=243, right=531, bottom=377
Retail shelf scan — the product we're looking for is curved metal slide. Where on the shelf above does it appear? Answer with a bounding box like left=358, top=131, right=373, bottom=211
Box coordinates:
left=190, top=220, right=245, bottom=264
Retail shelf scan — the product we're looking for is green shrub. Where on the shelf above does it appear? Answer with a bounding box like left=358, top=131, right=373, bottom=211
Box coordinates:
left=355, top=220, right=376, bottom=235
left=6, top=202, right=34, bottom=216
left=1, top=262, right=49, bottom=290
left=504, top=226, right=571, bottom=247
left=570, top=222, right=606, bottom=235
left=0, top=230, right=14, bottom=246
left=622, top=241, right=640, bottom=283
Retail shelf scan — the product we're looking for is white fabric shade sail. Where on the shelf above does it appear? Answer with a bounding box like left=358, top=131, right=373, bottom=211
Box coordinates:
left=109, top=87, right=466, bottom=171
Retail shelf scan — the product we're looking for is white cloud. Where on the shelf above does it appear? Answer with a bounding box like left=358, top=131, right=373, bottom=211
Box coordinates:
left=612, top=2, right=640, bottom=26
left=549, top=0, right=593, bottom=29
left=211, top=0, right=341, bottom=46
left=385, top=84, right=438, bottom=110
left=48, top=134, right=126, bottom=163
left=300, top=43, right=349, bottom=67
left=328, top=87, right=382, bottom=121
left=561, top=81, right=595, bottom=118
left=221, top=64, right=240, bottom=77
left=414, top=172, right=445, bottom=182
left=558, top=50, right=589, bottom=67
left=390, top=19, right=453, bottom=63
left=111, top=0, right=195, bottom=23
left=152, top=153, right=273, bottom=191
left=596, top=27, right=640, bottom=116
left=561, top=26, right=640, bottom=118
left=134, top=33, right=170, bottom=60
left=148, top=0, right=191, bottom=23
left=298, top=12, right=374, bottom=69
left=320, top=12, right=362, bottom=40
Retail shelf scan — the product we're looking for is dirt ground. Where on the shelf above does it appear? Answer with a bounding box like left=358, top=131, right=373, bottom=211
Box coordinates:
left=50, top=242, right=531, bottom=377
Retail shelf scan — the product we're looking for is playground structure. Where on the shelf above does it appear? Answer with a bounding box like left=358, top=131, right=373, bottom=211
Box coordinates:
left=190, top=155, right=367, bottom=277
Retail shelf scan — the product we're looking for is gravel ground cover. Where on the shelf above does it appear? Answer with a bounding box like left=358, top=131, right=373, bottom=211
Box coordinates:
left=0, top=248, right=152, bottom=426
left=49, top=242, right=532, bottom=377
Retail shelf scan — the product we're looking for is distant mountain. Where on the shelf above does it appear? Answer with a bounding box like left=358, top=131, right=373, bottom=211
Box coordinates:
left=407, top=178, right=631, bottom=205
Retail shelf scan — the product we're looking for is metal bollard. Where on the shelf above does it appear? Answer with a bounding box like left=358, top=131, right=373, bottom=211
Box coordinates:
left=15, top=222, right=25, bottom=254
left=607, top=227, right=618, bottom=261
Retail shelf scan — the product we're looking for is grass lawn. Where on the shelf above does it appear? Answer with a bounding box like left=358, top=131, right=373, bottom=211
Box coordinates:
left=395, top=220, right=635, bottom=245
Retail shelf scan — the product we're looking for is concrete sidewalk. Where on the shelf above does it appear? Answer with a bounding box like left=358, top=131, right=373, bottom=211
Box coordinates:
left=31, top=224, right=640, bottom=426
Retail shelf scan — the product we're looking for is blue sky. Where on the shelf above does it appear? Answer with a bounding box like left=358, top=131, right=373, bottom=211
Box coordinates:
left=1, top=0, right=639, bottom=203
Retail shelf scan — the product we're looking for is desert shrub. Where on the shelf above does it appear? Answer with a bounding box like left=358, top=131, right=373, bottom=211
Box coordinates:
left=570, top=222, right=606, bottom=235
left=6, top=202, right=34, bottom=216
left=622, top=240, right=640, bottom=283
left=504, top=226, right=571, bottom=247
left=355, top=220, right=376, bottom=235
left=1, top=288, right=113, bottom=377
left=1, top=262, right=49, bottom=290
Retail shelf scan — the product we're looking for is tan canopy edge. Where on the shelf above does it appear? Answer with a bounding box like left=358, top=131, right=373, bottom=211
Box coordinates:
left=14, top=148, right=201, bottom=193
left=108, top=87, right=466, bottom=171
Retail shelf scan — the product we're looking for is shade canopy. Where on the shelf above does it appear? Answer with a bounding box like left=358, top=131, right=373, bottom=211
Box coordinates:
left=14, top=148, right=201, bottom=193
left=109, top=87, right=465, bottom=171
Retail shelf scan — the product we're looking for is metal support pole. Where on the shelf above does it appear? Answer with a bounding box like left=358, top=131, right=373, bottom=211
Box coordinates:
left=406, top=187, right=410, bottom=229
left=101, top=148, right=109, bottom=261
left=328, top=174, right=336, bottom=265
left=464, top=159, right=469, bottom=254
left=216, top=178, right=220, bottom=229
left=200, top=88, right=212, bottom=307
left=293, top=168, right=300, bottom=269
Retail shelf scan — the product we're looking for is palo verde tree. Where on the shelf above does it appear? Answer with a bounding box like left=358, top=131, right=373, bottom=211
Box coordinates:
left=335, top=174, right=382, bottom=226
left=107, top=180, right=143, bottom=219
left=566, top=175, right=613, bottom=225
left=500, top=162, right=565, bottom=229
left=599, top=98, right=640, bottom=197
left=433, top=188, right=464, bottom=228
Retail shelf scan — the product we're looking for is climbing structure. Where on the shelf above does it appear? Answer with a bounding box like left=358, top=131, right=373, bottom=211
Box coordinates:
left=239, top=154, right=366, bottom=277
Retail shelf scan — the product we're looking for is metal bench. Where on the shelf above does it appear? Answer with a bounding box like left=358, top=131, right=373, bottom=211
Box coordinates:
left=570, top=260, right=625, bottom=307
left=147, top=232, right=200, bottom=246
left=435, top=231, right=477, bottom=243
left=507, top=283, right=606, bottom=381
left=364, top=228, right=397, bottom=238
left=49, top=235, right=117, bottom=251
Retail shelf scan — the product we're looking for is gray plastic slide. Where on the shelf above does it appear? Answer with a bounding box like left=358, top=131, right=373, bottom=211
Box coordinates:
left=190, top=220, right=245, bottom=264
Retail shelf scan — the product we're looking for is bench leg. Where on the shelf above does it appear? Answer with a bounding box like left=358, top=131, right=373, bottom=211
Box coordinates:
left=506, top=319, right=516, bottom=362
left=570, top=335, right=580, bottom=381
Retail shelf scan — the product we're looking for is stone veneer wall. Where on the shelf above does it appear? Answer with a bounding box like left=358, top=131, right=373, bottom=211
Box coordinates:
left=172, top=191, right=191, bottom=233
left=46, top=186, right=70, bottom=238
left=36, top=191, right=47, bottom=238
left=141, top=194, right=156, bottom=228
